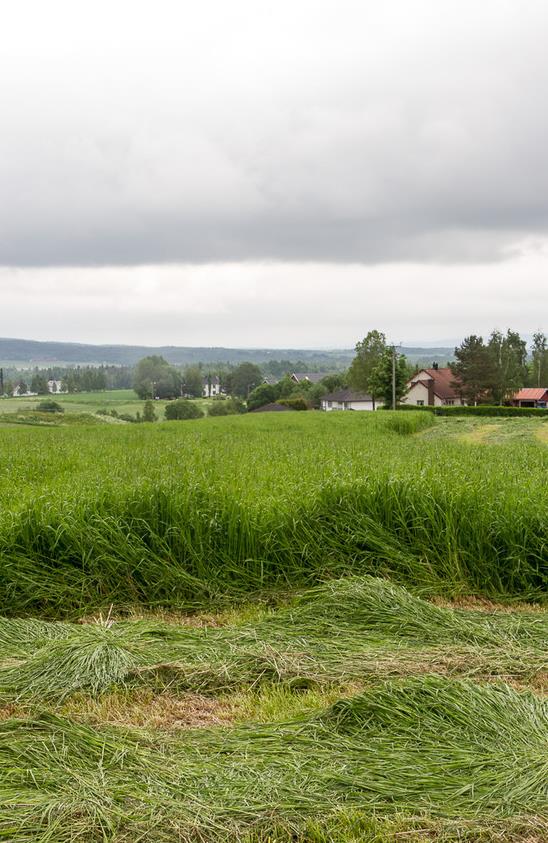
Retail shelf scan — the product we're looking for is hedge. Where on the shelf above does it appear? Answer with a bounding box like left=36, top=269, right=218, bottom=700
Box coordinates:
left=396, top=404, right=548, bottom=417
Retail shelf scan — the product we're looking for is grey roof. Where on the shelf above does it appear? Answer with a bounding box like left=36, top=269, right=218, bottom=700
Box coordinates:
left=322, top=389, right=373, bottom=402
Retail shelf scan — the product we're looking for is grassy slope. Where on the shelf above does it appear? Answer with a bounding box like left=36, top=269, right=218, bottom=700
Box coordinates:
left=0, top=412, right=546, bottom=615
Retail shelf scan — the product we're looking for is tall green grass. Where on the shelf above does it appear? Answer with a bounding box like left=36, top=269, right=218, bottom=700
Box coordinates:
left=0, top=412, right=546, bottom=615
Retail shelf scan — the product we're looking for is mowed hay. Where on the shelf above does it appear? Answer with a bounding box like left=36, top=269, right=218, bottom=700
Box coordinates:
left=0, top=677, right=545, bottom=841
left=0, top=578, right=545, bottom=703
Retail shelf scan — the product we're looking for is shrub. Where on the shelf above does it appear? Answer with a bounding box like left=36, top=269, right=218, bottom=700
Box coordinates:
left=397, top=404, right=548, bottom=417
left=278, top=397, right=310, bottom=411
left=36, top=400, right=64, bottom=413
left=164, top=399, right=204, bottom=421
left=142, top=400, right=157, bottom=423
left=209, top=397, right=246, bottom=417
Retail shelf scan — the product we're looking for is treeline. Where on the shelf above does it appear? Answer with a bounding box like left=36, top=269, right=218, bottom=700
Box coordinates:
left=1, top=365, right=133, bottom=396
left=450, top=330, right=547, bottom=404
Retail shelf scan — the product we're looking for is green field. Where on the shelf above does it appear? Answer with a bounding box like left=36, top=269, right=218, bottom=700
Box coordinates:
left=0, top=389, right=217, bottom=420
left=0, top=412, right=546, bottom=841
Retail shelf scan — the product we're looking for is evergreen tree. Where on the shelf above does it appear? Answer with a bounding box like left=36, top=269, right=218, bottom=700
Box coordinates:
left=450, top=335, right=491, bottom=405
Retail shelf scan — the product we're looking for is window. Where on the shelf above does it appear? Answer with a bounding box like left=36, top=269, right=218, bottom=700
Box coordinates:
left=445, top=399, right=455, bottom=406
left=327, top=401, right=332, bottom=408
left=416, top=400, right=424, bottom=406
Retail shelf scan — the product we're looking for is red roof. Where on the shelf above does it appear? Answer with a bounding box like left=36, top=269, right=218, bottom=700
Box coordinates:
left=409, top=368, right=461, bottom=400
left=513, top=388, right=548, bottom=400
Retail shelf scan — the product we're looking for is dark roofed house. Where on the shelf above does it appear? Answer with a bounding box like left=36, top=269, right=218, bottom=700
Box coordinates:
left=320, top=389, right=379, bottom=411
left=511, top=388, right=548, bottom=408
left=403, top=366, right=465, bottom=407
left=249, top=402, right=295, bottom=413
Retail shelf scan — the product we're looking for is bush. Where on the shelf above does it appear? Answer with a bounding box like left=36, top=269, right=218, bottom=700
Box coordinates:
left=164, top=399, right=204, bottom=421
left=36, top=400, right=64, bottom=414
left=208, top=398, right=247, bottom=417
left=278, top=397, right=310, bottom=411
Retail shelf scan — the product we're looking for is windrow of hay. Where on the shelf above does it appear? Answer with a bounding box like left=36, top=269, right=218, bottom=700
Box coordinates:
left=0, top=578, right=545, bottom=703
left=0, top=677, right=545, bottom=841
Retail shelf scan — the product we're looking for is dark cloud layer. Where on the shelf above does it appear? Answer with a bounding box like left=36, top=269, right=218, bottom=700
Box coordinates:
left=2, top=0, right=548, bottom=266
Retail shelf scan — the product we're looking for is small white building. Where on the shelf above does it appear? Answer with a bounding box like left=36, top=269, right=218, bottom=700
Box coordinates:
left=202, top=375, right=223, bottom=398
left=47, top=379, right=66, bottom=394
left=321, top=389, right=379, bottom=411
left=403, top=367, right=465, bottom=407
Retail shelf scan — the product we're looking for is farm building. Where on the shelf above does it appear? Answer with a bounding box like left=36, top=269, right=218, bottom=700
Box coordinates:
left=511, top=388, right=548, bottom=408
left=403, top=366, right=465, bottom=407
left=321, top=389, right=378, bottom=411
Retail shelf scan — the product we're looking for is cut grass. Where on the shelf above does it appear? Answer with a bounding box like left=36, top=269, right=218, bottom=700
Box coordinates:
left=0, top=578, right=545, bottom=704
left=0, top=677, right=545, bottom=841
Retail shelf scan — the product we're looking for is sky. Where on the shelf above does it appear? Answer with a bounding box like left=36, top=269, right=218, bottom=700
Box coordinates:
left=1, top=0, right=547, bottom=348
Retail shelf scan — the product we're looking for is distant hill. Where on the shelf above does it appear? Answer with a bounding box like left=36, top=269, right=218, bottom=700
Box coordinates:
left=0, top=337, right=456, bottom=368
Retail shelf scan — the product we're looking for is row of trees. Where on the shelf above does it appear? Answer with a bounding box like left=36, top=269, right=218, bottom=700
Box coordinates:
left=132, top=357, right=267, bottom=400
left=451, top=330, right=547, bottom=404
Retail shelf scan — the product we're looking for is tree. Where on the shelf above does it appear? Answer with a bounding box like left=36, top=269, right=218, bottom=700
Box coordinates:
left=228, top=363, right=263, bottom=398
left=368, top=348, right=408, bottom=407
left=247, top=383, right=279, bottom=411
left=133, top=356, right=180, bottom=400
left=531, top=332, right=548, bottom=387
left=182, top=365, right=204, bottom=398
left=164, top=399, right=204, bottom=421
left=348, top=331, right=387, bottom=409
left=30, top=374, right=49, bottom=394
left=486, top=329, right=527, bottom=404
left=142, top=400, right=157, bottom=422
left=450, top=335, right=491, bottom=405
left=320, top=373, right=347, bottom=392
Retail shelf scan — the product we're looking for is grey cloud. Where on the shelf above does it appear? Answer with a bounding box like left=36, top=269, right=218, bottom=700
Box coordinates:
left=2, top=0, right=548, bottom=266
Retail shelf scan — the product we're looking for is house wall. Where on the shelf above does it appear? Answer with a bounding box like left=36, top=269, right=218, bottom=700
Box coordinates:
left=321, top=399, right=377, bottom=411
left=404, top=381, right=431, bottom=406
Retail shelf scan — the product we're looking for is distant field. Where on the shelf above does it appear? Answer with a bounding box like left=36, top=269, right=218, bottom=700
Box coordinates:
left=0, top=389, right=215, bottom=419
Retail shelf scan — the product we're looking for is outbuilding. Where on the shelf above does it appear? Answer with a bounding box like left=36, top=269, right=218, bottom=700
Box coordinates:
left=511, top=388, right=548, bottom=408
left=321, top=389, right=378, bottom=411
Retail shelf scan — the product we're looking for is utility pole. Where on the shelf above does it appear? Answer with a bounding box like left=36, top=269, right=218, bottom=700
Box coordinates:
left=0, top=368, right=3, bottom=396
left=392, top=346, right=396, bottom=410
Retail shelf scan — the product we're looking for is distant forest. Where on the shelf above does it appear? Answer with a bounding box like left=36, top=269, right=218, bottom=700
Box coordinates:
left=0, top=337, right=455, bottom=370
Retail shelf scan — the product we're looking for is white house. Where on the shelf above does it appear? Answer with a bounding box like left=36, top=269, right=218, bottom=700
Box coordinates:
left=47, top=379, right=66, bottom=394
left=202, top=375, right=223, bottom=398
left=321, top=388, right=380, bottom=411
left=403, top=367, right=465, bottom=407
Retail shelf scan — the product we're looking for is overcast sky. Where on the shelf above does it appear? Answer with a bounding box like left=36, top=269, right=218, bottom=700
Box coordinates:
left=1, top=0, right=546, bottom=347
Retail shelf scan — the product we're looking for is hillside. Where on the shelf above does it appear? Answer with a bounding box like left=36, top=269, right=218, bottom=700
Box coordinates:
left=0, top=337, right=456, bottom=368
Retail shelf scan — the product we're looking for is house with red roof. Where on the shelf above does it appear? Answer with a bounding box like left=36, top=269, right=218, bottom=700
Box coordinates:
left=511, top=388, right=548, bottom=408
left=403, top=365, right=466, bottom=407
